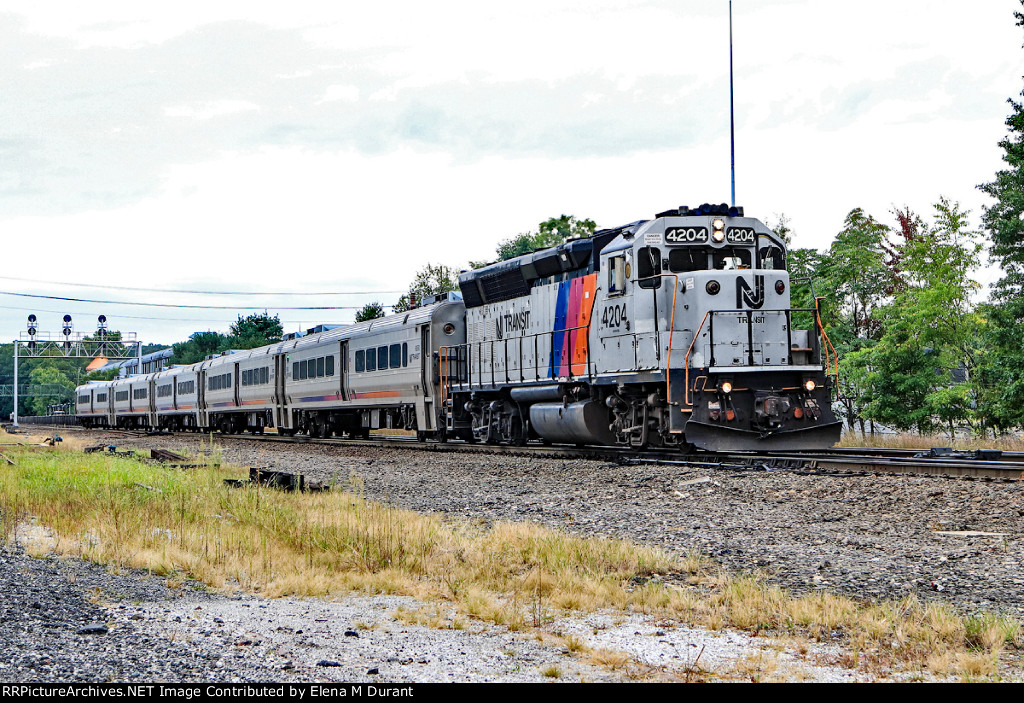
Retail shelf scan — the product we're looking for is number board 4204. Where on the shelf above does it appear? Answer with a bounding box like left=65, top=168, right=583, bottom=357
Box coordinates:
left=665, top=226, right=709, bottom=244
left=726, top=227, right=756, bottom=244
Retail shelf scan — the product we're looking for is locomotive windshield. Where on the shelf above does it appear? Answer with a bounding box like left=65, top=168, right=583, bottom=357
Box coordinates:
left=713, top=249, right=752, bottom=270
left=758, top=240, right=786, bottom=270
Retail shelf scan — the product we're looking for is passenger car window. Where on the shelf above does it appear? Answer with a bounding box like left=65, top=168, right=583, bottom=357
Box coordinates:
left=326, top=356, right=334, bottom=376
left=378, top=346, right=388, bottom=370
left=355, top=350, right=365, bottom=372
left=402, top=343, right=408, bottom=367
left=389, top=344, right=401, bottom=369
left=366, top=349, right=376, bottom=372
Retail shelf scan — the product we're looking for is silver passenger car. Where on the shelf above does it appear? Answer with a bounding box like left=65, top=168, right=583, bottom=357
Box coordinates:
left=77, top=298, right=466, bottom=438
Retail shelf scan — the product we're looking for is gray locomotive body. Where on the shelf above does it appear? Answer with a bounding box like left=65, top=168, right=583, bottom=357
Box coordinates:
left=446, top=204, right=842, bottom=451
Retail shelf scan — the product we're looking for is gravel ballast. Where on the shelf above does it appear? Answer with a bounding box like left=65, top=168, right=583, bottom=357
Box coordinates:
left=3, top=430, right=1023, bottom=682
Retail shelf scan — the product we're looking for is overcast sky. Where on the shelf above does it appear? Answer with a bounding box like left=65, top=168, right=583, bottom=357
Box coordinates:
left=1, top=1, right=1021, bottom=346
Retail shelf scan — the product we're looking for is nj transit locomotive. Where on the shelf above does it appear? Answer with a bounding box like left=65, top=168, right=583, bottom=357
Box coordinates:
left=76, top=203, right=841, bottom=452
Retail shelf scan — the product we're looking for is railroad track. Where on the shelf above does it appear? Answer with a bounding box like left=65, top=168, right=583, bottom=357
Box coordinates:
left=41, top=424, right=1024, bottom=482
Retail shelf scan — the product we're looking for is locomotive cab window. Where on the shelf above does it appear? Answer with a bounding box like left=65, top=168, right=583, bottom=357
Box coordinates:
left=758, top=241, right=786, bottom=270
left=669, top=248, right=710, bottom=273
left=637, top=247, right=662, bottom=289
left=713, top=249, right=753, bottom=270
left=608, top=255, right=627, bottom=296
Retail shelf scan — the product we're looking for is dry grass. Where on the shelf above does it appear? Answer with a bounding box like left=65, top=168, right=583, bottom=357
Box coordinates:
left=1, top=430, right=1020, bottom=680
left=839, top=431, right=1024, bottom=452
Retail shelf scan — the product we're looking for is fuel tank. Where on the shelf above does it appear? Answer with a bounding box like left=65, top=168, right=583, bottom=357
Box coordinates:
left=529, top=401, right=616, bottom=446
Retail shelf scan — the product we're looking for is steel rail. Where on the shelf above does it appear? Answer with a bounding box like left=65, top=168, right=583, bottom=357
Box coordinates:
left=58, top=424, right=1024, bottom=481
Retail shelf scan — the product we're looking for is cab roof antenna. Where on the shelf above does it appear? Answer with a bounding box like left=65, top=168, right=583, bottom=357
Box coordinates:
left=729, top=0, right=737, bottom=208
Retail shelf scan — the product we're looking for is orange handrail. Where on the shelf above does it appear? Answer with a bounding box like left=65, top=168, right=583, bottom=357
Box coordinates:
left=636, top=274, right=680, bottom=406
left=813, top=297, right=839, bottom=384
left=684, top=312, right=710, bottom=407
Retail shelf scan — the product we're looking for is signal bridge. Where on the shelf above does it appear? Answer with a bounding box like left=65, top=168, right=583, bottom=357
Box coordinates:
left=12, top=314, right=143, bottom=427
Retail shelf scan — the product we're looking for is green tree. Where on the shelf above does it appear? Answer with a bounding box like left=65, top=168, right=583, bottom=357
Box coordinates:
left=471, top=214, right=597, bottom=268
left=355, top=301, right=386, bottom=322
left=897, top=199, right=982, bottom=370
left=976, top=2, right=1024, bottom=432
left=26, top=364, right=75, bottom=416
left=229, top=313, right=283, bottom=348
left=393, top=263, right=458, bottom=313
left=816, top=208, right=897, bottom=430
left=857, top=201, right=984, bottom=436
left=537, top=214, right=596, bottom=242
left=171, top=331, right=230, bottom=365
left=817, top=208, right=897, bottom=344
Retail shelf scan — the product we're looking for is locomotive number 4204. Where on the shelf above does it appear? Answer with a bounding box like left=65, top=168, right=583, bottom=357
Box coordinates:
left=602, top=303, right=628, bottom=328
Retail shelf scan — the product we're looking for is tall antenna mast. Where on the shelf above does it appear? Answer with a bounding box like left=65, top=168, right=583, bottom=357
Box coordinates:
left=729, top=0, right=736, bottom=207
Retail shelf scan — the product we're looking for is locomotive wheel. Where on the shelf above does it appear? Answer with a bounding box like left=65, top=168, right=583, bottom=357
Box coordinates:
left=416, top=431, right=428, bottom=442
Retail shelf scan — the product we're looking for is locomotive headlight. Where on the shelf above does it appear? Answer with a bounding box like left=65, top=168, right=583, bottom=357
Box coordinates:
left=720, top=381, right=733, bottom=394
left=804, top=379, right=817, bottom=392
left=711, top=218, right=726, bottom=243
left=706, top=280, right=721, bottom=295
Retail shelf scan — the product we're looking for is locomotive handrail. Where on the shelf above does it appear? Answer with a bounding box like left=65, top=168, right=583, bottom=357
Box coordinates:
left=440, top=321, right=596, bottom=402
left=814, top=296, right=840, bottom=390
left=635, top=273, right=680, bottom=406
left=684, top=312, right=710, bottom=407
left=683, top=306, right=832, bottom=407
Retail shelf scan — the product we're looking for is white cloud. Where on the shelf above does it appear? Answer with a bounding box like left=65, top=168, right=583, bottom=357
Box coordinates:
left=0, top=0, right=1020, bottom=343
left=318, top=85, right=360, bottom=104
left=164, top=100, right=260, bottom=120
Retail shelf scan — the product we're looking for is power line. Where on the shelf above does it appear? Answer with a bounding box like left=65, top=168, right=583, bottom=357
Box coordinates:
left=0, top=291, right=397, bottom=311
left=0, top=302, right=355, bottom=326
left=0, top=275, right=402, bottom=297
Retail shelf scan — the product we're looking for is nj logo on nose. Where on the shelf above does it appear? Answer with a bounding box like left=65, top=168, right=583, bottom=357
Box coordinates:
left=736, top=275, right=765, bottom=310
